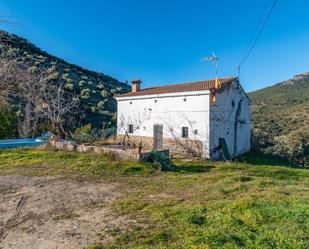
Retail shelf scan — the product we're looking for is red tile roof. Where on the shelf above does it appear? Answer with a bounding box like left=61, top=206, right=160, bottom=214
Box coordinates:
left=116, top=77, right=237, bottom=98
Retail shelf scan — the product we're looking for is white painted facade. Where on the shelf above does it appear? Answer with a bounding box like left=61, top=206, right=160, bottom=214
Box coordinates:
left=115, top=79, right=250, bottom=160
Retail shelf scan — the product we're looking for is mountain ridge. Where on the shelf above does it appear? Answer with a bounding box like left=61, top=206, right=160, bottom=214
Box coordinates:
left=248, top=72, right=309, bottom=166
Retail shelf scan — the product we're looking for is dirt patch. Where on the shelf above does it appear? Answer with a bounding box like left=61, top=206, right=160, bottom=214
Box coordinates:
left=0, top=175, right=126, bottom=249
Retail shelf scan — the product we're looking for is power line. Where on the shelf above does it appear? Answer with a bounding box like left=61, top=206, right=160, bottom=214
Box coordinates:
left=238, top=0, right=278, bottom=72
left=239, top=0, right=271, bottom=67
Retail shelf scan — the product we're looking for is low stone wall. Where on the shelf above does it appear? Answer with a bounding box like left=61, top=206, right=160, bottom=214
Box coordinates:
left=117, top=135, right=203, bottom=158
left=49, top=139, right=141, bottom=161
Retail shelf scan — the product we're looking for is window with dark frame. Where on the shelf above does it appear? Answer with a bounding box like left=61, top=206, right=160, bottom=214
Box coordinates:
left=182, top=127, right=189, bottom=138
left=128, top=124, right=134, bottom=134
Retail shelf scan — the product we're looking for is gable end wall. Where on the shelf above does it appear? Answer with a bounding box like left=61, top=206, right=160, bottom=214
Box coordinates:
left=209, top=81, right=251, bottom=160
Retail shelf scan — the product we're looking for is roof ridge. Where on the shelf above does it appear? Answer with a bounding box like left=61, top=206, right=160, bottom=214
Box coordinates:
left=149, top=76, right=237, bottom=89
left=116, top=76, right=237, bottom=98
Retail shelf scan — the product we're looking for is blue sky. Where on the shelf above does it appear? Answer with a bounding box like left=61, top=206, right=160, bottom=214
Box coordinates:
left=0, top=0, right=308, bottom=92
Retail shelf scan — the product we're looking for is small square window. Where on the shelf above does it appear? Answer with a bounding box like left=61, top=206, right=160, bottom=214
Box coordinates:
left=183, top=98, right=187, bottom=102
left=130, top=101, right=132, bottom=105
left=128, top=124, right=133, bottom=134
left=182, top=127, right=189, bottom=138
left=194, top=129, right=198, bottom=135
left=154, top=99, right=157, bottom=103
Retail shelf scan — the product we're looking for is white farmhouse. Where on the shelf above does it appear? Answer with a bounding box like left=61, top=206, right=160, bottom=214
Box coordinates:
left=115, top=77, right=250, bottom=160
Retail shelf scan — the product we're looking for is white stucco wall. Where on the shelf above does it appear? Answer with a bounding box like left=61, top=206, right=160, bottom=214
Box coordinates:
left=116, top=80, right=250, bottom=160
left=116, top=91, right=211, bottom=157
left=209, top=81, right=251, bottom=160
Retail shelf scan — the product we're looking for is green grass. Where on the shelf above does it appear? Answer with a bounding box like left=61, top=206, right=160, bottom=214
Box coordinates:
left=1, top=148, right=309, bottom=249
left=0, top=147, right=157, bottom=180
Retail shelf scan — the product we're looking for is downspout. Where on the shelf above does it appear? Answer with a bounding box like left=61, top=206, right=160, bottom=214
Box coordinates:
left=233, top=97, right=244, bottom=157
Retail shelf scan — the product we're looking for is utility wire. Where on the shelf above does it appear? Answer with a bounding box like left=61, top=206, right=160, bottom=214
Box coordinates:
left=238, top=0, right=278, bottom=71
left=239, top=0, right=271, bottom=67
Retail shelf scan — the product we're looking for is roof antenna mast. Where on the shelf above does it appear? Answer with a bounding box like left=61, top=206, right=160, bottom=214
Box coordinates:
left=202, top=52, right=221, bottom=89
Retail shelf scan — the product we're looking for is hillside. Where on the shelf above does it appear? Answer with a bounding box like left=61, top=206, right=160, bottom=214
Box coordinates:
left=0, top=30, right=130, bottom=136
left=249, top=73, right=309, bottom=166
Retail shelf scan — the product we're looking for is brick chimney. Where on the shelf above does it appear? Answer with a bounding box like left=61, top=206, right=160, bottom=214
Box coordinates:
left=131, top=79, right=142, bottom=93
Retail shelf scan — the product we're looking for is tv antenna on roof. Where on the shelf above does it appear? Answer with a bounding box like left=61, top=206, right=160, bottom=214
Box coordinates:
left=202, top=52, right=219, bottom=80
left=202, top=52, right=220, bottom=89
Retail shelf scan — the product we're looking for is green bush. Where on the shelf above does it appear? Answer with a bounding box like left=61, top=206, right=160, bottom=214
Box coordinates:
left=0, top=101, right=16, bottom=139
left=71, top=124, right=92, bottom=143
left=97, top=84, right=104, bottom=90
left=101, top=90, right=109, bottom=98
left=79, top=80, right=85, bottom=87
left=65, top=83, right=74, bottom=91
left=81, top=88, right=91, bottom=99
left=71, top=124, right=114, bottom=143
left=142, top=150, right=172, bottom=171
left=267, top=129, right=309, bottom=167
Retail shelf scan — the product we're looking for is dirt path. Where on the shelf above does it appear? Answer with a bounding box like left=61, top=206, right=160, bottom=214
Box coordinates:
left=0, top=175, right=125, bottom=249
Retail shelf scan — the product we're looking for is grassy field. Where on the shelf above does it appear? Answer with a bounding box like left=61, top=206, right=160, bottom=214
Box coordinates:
left=0, top=148, right=309, bottom=249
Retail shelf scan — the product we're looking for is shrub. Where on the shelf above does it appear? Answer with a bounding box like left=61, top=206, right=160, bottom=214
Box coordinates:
left=269, top=130, right=309, bottom=167
left=27, top=66, right=39, bottom=73
left=45, top=72, right=59, bottom=81
left=101, top=90, right=109, bottom=98
left=61, top=73, right=70, bottom=80
left=142, top=150, right=172, bottom=171
left=65, top=83, right=74, bottom=91
left=91, top=106, right=97, bottom=113
left=71, top=124, right=93, bottom=143
left=97, top=84, right=104, bottom=90
left=71, top=123, right=114, bottom=144
left=81, top=88, right=91, bottom=99
left=0, top=101, right=16, bottom=139
left=97, top=100, right=107, bottom=111
left=47, top=65, right=57, bottom=74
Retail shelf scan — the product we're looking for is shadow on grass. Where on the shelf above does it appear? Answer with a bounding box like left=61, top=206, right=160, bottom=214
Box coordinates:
left=170, top=165, right=215, bottom=174
left=240, top=152, right=296, bottom=168
left=238, top=152, right=309, bottom=180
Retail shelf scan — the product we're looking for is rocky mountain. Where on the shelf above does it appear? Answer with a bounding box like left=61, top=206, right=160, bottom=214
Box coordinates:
left=249, top=73, right=309, bottom=166
left=0, top=30, right=130, bottom=136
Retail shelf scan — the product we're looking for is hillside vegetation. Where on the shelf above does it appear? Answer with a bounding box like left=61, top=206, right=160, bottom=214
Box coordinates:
left=0, top=148, right=308, bottom=249
left=249, top=73, right=309, bottom=166
left=0, top=30, right=130, bottom=137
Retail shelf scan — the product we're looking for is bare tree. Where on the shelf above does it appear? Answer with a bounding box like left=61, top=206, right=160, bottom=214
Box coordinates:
left=0, top=19, right=82, bottom=137
left=118, top=109, right=151, bottom=145
left=0, top=56, right=19, bottom=98
left=0, top=48, right=80, bottom=137
left=40, top=82, right=79, bottom=138
left=0, top=54, right=37, bottom=137
left=160, top=115, right=205, bottom=157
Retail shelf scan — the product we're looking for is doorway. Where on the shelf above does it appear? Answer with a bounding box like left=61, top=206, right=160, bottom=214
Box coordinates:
left=153, top=125, right=163, bottom=150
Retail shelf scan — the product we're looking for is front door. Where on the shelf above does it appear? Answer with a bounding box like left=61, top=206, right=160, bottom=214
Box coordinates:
left=153, top=125, right=163, bottom=150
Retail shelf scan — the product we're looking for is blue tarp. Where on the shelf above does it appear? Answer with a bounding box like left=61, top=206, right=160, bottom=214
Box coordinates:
left=0, top=132, right=53, bottom=149
left=0, top=138, right=45, bottom=149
